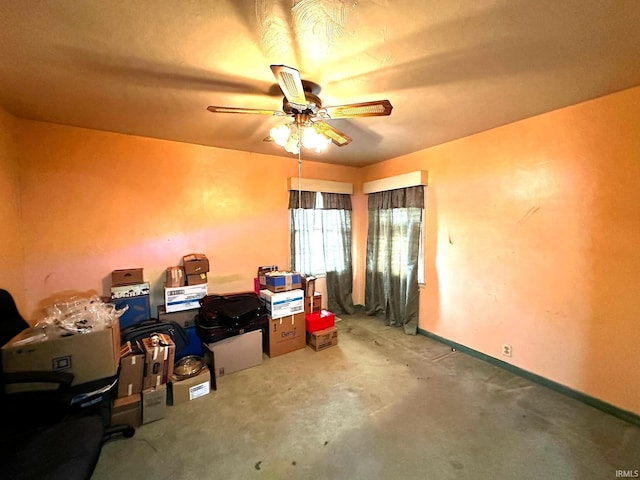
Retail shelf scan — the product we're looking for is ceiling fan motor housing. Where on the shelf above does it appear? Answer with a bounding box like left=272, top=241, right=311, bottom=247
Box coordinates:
left=282, top=91, right=322, bottom=116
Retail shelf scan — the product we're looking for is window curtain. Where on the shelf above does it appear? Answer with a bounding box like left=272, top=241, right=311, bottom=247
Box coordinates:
left=289, top=191, right=355, bottom=315
left=365, top=186, right=423, bottom=335
left=320, top=192, right=355, bottom=315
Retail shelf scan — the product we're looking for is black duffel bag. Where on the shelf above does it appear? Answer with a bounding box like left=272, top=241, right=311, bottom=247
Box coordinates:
left=195, top=311, right=268, bottom=344
left=120, top=318, right=189, bottom=356
left=199, top=292, right=267, bottom=328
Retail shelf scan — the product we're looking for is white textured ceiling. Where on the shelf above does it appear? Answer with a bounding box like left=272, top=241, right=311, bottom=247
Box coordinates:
left=1, top=0, right=640, bottom=166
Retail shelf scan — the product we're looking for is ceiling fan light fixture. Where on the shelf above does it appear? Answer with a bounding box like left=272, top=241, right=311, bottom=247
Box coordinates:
left=301, top=125, right=331, bottom=152
left=270, top=122, right=330, bottom=154
left=269, top=124, right=292, bottom=146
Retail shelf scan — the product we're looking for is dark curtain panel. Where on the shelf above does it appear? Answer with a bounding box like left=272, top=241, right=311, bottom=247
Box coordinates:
left=367, top=185, right=424, bottom=209
left=365, top=186, right=423, bottom=335
left=321, top=192, right=352, bottom=210
left=321, top=193, right=355, bottom=315
left=288, top=190, right=317, bottom=210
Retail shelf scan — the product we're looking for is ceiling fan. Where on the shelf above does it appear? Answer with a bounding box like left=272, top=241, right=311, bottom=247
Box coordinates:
left=207, top=65, right=393, bottom=154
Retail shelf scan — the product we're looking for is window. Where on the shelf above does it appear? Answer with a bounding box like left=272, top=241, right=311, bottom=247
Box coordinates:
left=289, top=192, right=351, bottom=276
left=290, top=193, right=325, bottom=275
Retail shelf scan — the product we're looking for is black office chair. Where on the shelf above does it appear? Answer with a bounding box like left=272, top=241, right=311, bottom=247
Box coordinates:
left=0, top=288, right=28, bottom=347
left=0, top=289, right=133, bottom=480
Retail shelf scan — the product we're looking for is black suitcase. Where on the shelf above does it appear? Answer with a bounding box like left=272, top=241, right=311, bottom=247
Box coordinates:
left=195, top=311, right=268, bottom=349
left=199, top=292, right=267, bottom=328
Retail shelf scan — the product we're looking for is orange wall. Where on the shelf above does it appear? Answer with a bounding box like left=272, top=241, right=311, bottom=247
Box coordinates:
left=16, top=120, right=359, bottom=320
left=0, top=107, right=25, bottom=310
left=357, top=86, right=640, bottom=415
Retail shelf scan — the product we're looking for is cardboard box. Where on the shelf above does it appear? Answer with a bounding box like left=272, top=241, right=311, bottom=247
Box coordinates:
left=186, top=273, right=207, bottom=285
left=112, top=394, right=141, bottom=427
left=305, top=310, right=335, bottom=333
left=264, top=272, right=302, bottom=292
left=304, top=292, right=322, bottom=315
left=169, top=366, right=210, bottom=406
left=112, top=268, right=144, bottom=286
left=157, top=305, right=199, bottom=329
left=166, top=266, right=185, bottom=288
left=266, top=312, right=305, bottom=358
left=2, top=322, right=120, bottom=387
left=183, top=253, right=207, bottom=263
left=301, top=276, right=316, bottom=297
left=204, top=330, right=263, bottom=378
left=164, top=284, right=208, bottom=313
left=259, top=289, right=304, bottom=319
left=183, top=254, right=209, bottom=275
left=111, top=295, right=151, bottom=330
left=110, top=282, right=150, bottom=299
left=141, top=334, right=175, bottom=389
left=117, top=351, right=145, bottom=398
left=142, top=385, right=167, bottom=424
left=257, top=265, right=278, bottom=290
left=306, top=326, right=338, bottom=352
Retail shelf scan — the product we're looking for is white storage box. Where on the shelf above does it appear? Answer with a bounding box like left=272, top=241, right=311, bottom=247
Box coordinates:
left=164, top=284, right=208, bottom=313
left=259, top=289, right=304, bottom=319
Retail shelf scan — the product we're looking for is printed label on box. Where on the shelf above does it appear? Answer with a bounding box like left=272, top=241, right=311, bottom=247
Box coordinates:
left=164, top=284, right=208, bottom=313
left=189, top=382, right=210, bottom=400
left=111, top=282, right=151, bottom=299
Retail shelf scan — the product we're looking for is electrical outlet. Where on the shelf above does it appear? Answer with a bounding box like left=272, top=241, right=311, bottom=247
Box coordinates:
left=502, top=344, right=512, bottom=357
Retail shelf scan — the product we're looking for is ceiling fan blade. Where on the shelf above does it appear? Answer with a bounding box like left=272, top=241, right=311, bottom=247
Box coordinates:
left=313, top=121, right=352, bottom=147
left=270, top=65, right=307, bottom=108
left=323, top=100, right=393, bottom=119
left=207, top=105, right=282, bottom=115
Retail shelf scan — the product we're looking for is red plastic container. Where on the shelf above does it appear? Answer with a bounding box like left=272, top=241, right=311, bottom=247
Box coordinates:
left=305, top=310, right=335, bottom=333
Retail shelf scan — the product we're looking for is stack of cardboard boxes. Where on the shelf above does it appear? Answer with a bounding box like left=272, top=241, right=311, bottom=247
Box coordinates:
left=257, top=269, right=339, bottom=354
left=301, top=274, right=338, bottom=352
left=5, top=257, right=341, bottom=435
left=111, top=255, right=213, bottom=426
left=160, top=254, right=209, bottom=358
left=113, top=332, right=212, bottom=426
left=113, top=333, right=175, bottom=426
left=305, top=310, right=338, bottom=351
left=258, top=271, right=306, bottom=357
left=163, top=254, right=209, bottom=313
